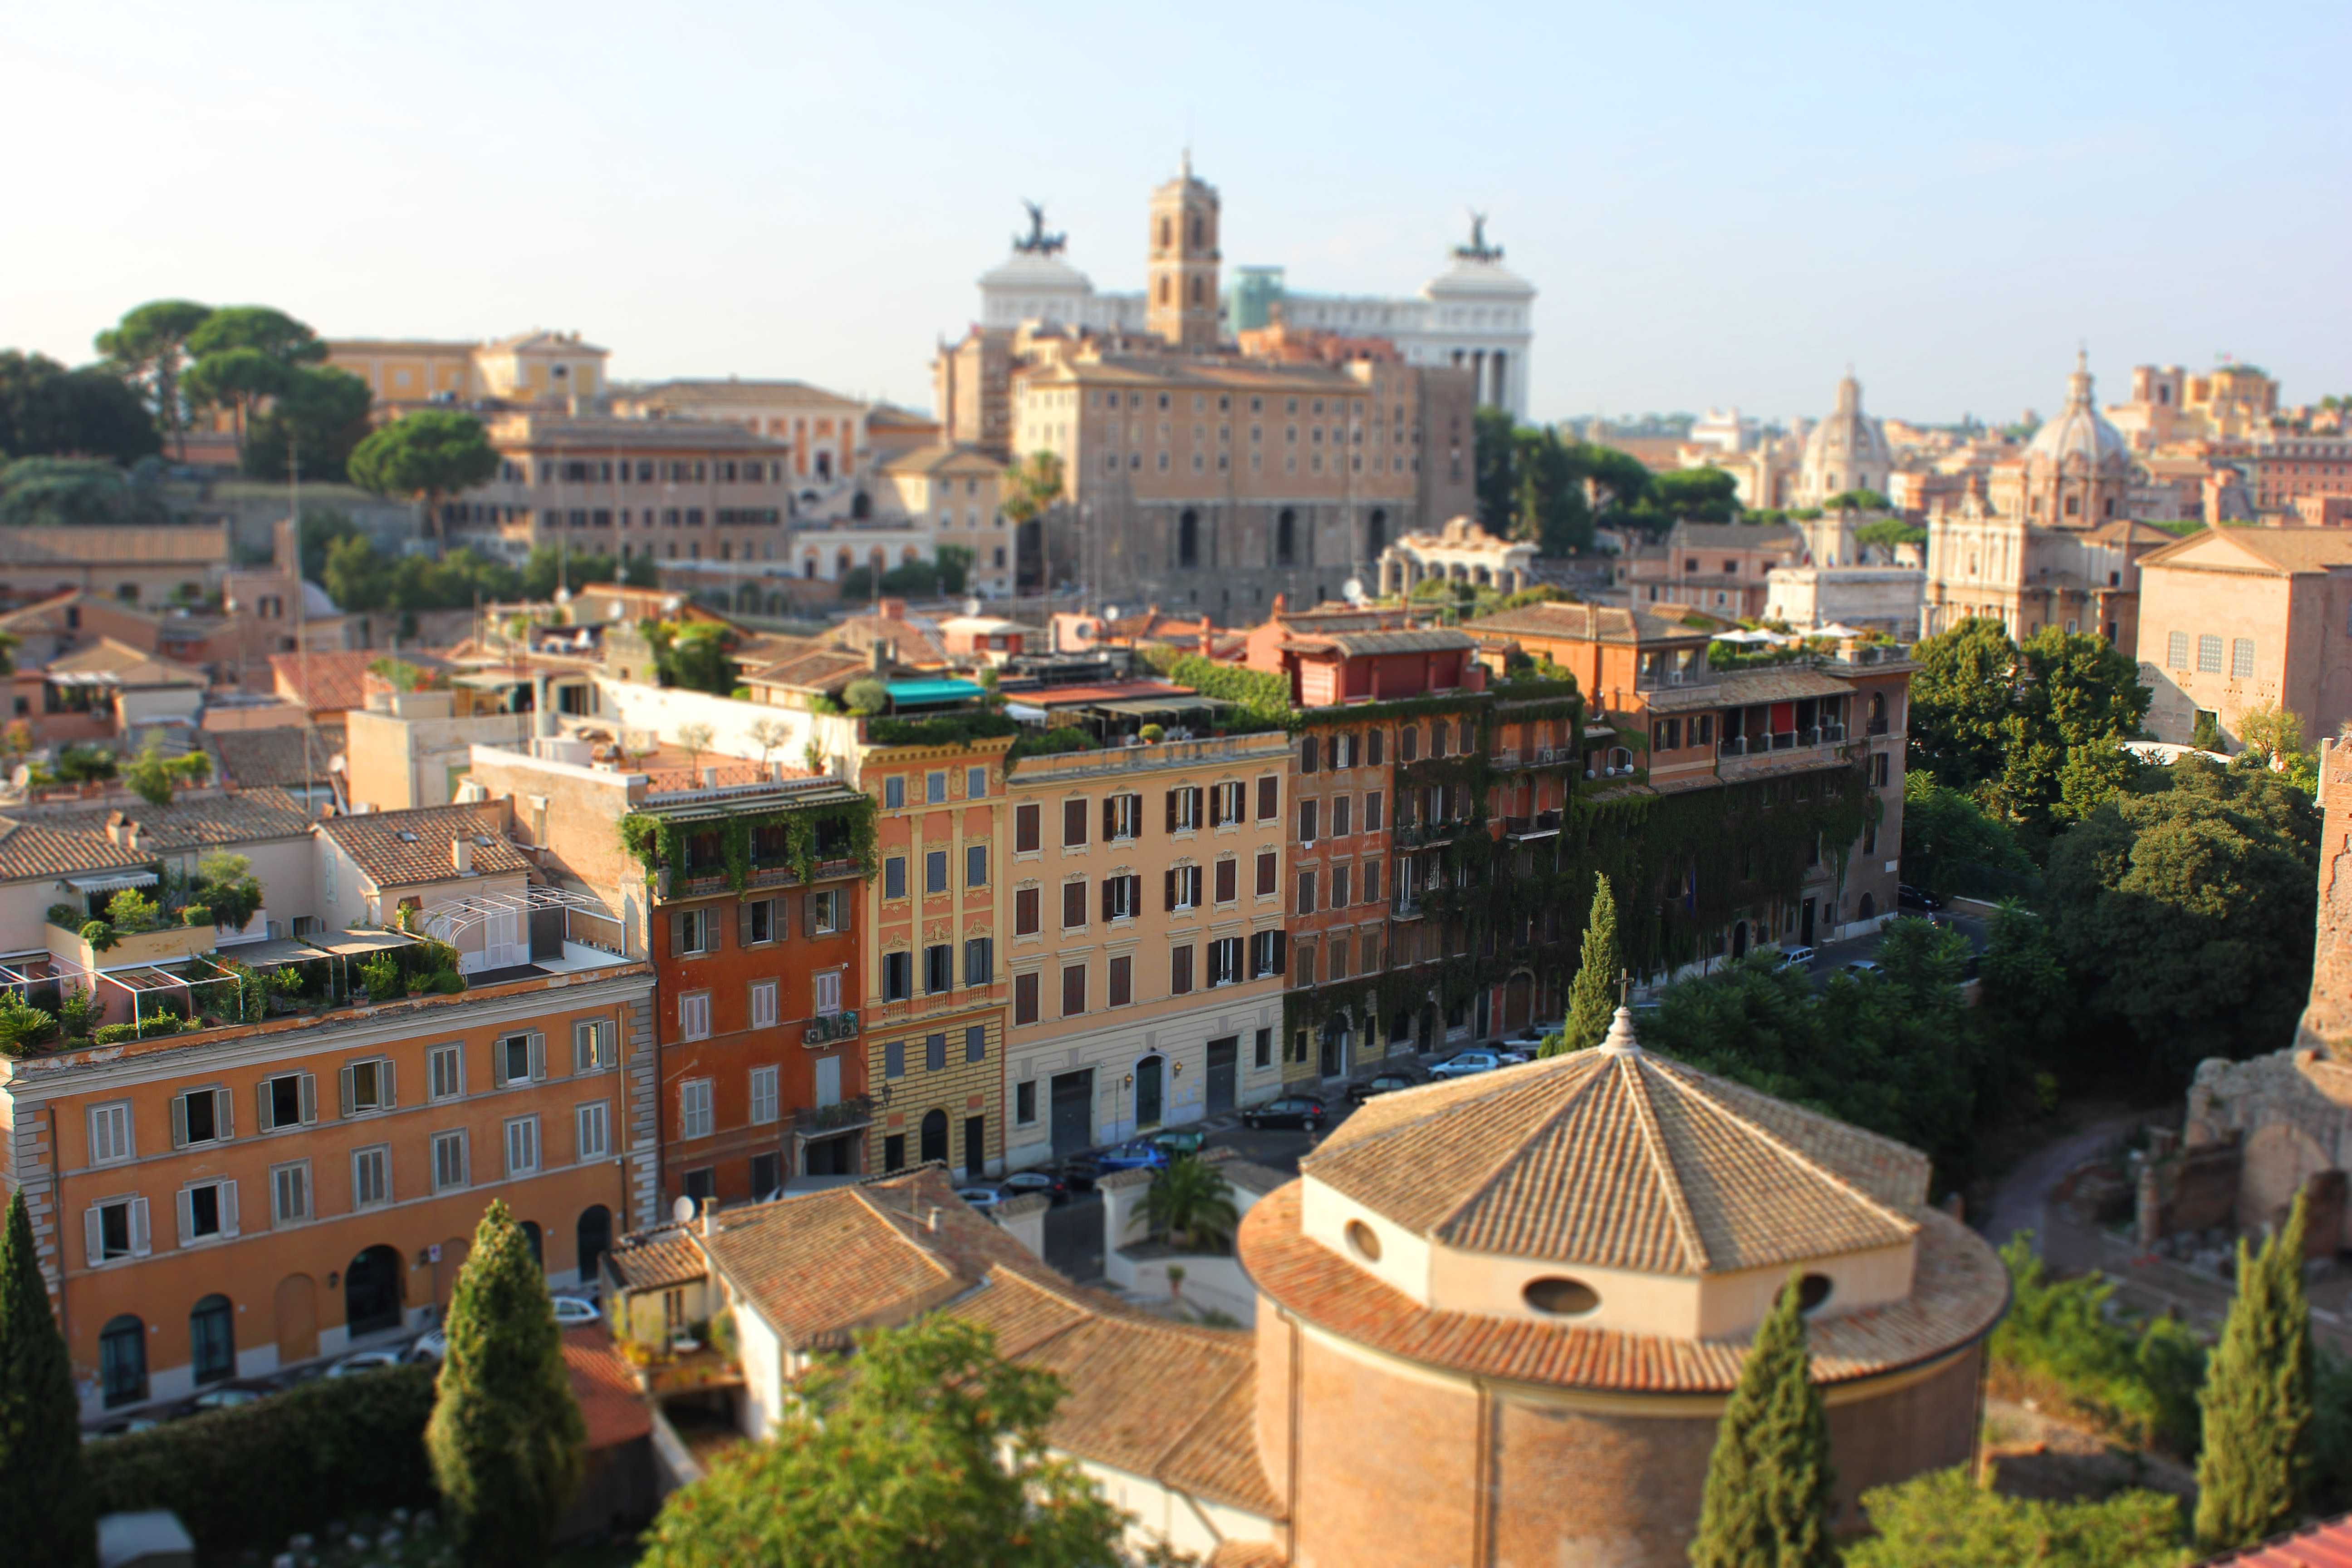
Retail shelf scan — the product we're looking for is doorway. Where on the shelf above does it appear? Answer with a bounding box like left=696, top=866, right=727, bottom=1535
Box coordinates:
left=1732, top=921, right=1749, bottom=960
left=1475, top=989, right=1491, bottom=1042
left=1418, top=1003, right=1436, bottom=1054
left=1205, top=1037, right=1237, bottom=1116
left=1319, top=1017, right=1350, bottom=1079
left=806, top=1134, right=855, bottom=1176
left=344, top=1245, right=404, bottom=1338
left=100, top=1315, right=147, bottom=1407
left=919, top=1109, right=949, bottom=1165
left=1800, top=897, right=1817, bottom=946
left=1135, top=1055, right=1165, bottom=1127
left=1049, top=1071, right=1093, bottom=1158
left=576, top=1205, right=612, bottom=1288
left=273, top=1274, right=318, bottom=1366
left=190, top=1295, right=235, bottom=1384
left=963, top=1116, right=985, bottom=1177
left=1503, top=975, right=1533, bottom=1034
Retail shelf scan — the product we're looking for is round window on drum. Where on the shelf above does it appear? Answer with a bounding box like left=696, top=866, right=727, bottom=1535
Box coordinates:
left=1523, top=1276, right=1600, bottom=1317
left=1345, top=1220, right=1382, bottom=1263
left=1798, top=1274, right=1833, bottom=1313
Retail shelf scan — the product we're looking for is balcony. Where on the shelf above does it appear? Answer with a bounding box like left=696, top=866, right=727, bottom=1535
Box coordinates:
left=1867, top=717, right=1890, bottom=736
left=1504, top=810, right=1562, bottom=840
left=1719, top=735, right=1746, bottom=758
left=794, top=1093, right=877, bottom=1136
left=802, top=1010, right=860, bottom=1046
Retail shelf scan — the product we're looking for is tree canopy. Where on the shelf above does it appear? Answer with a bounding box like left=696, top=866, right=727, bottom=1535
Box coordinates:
left=0, top=1189, right=94, bottom=1568
left=0, top=456, right=169, bottom=528
left=639, top=1315, right=1131, bottom=1568
left=94, top=300, right=210, bottom=461
left=348, top=410, right=499, bottom=539
left=2043, top=754, right=2319, bottom=1076
left=1848, top=1467, right=2185, bottom=1568
left=243, top=365, right=374, bottom=483
left=0, top=350, right=160, bottom=466
left=2196, top=1192, right=2313, bottom=1552
left=1689, top=1277, right=1838, bottom=1568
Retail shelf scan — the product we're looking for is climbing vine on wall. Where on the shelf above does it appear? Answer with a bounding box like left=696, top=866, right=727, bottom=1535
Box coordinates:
left=617, top=796, right=878, bottom=892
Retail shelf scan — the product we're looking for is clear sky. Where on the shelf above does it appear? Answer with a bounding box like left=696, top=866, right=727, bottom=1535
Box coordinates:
left=3, top=1, right=2344, bottom=428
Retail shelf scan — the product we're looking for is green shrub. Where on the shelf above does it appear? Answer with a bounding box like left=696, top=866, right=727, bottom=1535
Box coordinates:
left=45, top=902, right=81, bottom=929
left=843, top=677, right=889, bottom=715
left=1848, top=1466, right=2187, bottom=1568
left=0, top=993, right=57, bottom=1055
left=864, top=711, right=1019, bottom=747
left=359, top=952, right=401, bottom=998
left=428, top=971, right=466, bottom=995
left=1004, top=727, right=1100, bottom=772
left=89, top=1364, right=437, bottom=1552
left=178, top=905, right=211, bottom=927
left=1992, top=1235, right=2206, bottom=1455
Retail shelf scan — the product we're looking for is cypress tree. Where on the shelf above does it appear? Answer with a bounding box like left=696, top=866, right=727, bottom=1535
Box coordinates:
left=2195, top=1190, right=2313, bottom=1553
left=0, top=1189, right=95, bottom=1568
left=1690, top=1275, right=1839, bottom=1568
left=427, top=1200, right=585, bottom=1568
left=1549, top=872, right=1620, bottom=1055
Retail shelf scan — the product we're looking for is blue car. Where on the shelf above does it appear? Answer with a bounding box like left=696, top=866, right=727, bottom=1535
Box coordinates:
left=1093, top=1140, right=1171, bottom=1173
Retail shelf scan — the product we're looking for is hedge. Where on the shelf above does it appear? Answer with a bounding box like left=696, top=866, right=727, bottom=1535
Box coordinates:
left=89, top=1364, right=438, bottom=1551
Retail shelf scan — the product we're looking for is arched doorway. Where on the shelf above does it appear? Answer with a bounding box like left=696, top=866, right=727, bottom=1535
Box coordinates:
left=577, top=1206, right=612, bottom=1288
left=1178, top=510, right=1200, bottom=568
left=190, top=1294, right=235, bottom=1385
left=344, top=1245, right=404, bottom=1338
left=1366, top=508, right=1387, bottom=559
left=1732, top=920, right=1749, bottom=960
left=1858, top=892, right=1876, bottom=920
left=1418, top=1003, right=1437, bottom=1054
left=1275, top=508, right=1297, bottom=566
left=919, top=1109, right=949, bottom=1165
left=1503, top=973, right=1534, bottom=1034
left=274, top=1274, right=318, bottom=1366
left=850, top=489, right=871, bottom=519
left=100, top=1315, right=147, bottom=1407
left=1134, top=1055, right=1165, bottom=1127
left=520, top=1221, right=544, bottom=1272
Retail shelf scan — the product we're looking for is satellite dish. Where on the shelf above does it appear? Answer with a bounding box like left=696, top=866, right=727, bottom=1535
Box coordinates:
left=671, top=1196, right=696, bottom=1225
left=1342, top=578, right=1367, bottom=605
left=1103, top=605, right=1122, bottom=622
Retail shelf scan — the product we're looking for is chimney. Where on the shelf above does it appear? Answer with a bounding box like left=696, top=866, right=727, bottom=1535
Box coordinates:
left=868, top=641, right=886, bottom=671
left=880, top=598, right=908, bottom=619
left=701, top=766, right=719, bottom=788
left=124, top=822, right=141, bottom=853
left=451, top=836, right=473, bottom=874
left=769, top=760, right=786, bottom=782
left=926, top=1206, right=941, bottom=1233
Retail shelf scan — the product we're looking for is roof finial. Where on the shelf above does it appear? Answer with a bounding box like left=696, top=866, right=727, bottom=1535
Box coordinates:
left=1601, top=971, right=1641, bottom=1057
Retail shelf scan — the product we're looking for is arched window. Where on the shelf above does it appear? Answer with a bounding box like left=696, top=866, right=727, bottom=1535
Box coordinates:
left=1135, top=1054, right=1164, bottom=1126
left=1190, top=276, right=1203, bottom=304
left=1158, top=276, right=1171, bottom=305
left=344, top=1245, right=404, bottom=1337
left=191, top=1294, right=235, bottom=1385
left=1159, top=216, right=1171, bottom=249
left=1275, top=508, right=1296, bottom=566
left=1178, top=509, right=1200, bottom=568
left=851, top=490, right=872, bottom=519
left=1189, top=215, right=1203, bottom=248
left=920, top=1109, right=949, bottom=1164
left=101, top=1314, right=147, bottom=1407
left=1858, top=892, right=1877, bottom=919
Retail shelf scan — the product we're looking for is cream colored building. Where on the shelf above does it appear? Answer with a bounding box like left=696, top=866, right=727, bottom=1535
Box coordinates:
left=1375, top=515, right=1535, bottom=597
left=877, top=445, right=1013, bottom=597
left=1001, top=733, right=1291, bottom=1167
left=610, top=379, right=870, bottom=490
left=2135, top=526, right=2352, bottom=750
left=1793, top=374, right=1892, bottom=507
left=325, top=331, right=608, bottom=414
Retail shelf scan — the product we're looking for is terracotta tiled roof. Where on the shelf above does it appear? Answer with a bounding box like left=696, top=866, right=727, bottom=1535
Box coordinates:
left=212, top=727, right=342, bottom=790
left=1208, top=1544, right=1288, bottom=1568
left=1242, top=1182, right=2005, bottom=1395
left=603, top=1227, right=708, bottom=1292
left=0, top=789, right=314, bottom=885
left=745, top=645, right=877, bottom=695
left=270, top=649, right=419, bottom=713
left=1283, top=628, right=1474, bottom=657
left=317, top=805, right=531, bottom=887
left=42, top=638, right=207, bottom=687
left=1309, top=1049, right=1923, bottom=1276
left=1665, top=522, right=1800, bottom=552
left=1471, top=603, right=1705, bottom=646
left=1643, top=666, right=1860, bottom=711
left=0, top=527, right=229, bottom=565
left=562, top=1325, right=651, bottom=1450
left=2197, top=1514, right=2352, bottom=1565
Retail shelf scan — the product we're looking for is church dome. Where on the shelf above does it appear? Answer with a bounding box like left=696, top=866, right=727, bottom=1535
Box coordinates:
left=978, top=248, right=1095, bottom=294
left=1800, top=374, right=1892, bottom=475
left=1421, top=216, right=1536, bottom=301
left=2026, top=352, right=2130, bottom=475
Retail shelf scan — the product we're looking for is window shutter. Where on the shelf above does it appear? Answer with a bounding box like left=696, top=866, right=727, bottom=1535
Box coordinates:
left=220, top=1181, right=239, bottom=1239
left=530, top=1034, right=546, bottom=1081
left=299, top=1073, right=317, bottom=1124
left=1273, top=931, right=1288, bottom=975
left=339, top=1066, right=355, bottom=1117
left=739, top=902, right=753, bottom=946
left=670, top=911, right=686, bottom=957
left=1165, top=790, right=1178, bottom=833
left=256, top=1081, right=275, bottom=1135
left=84, top=1207, right=103, bottom=1267
left=171, top=1094, right=188, bottom=1150
left=176, top=1188, right=195, bottom=1246
left=1101, top=879, right=1115, bottom=922
left=1165, top=868, right=1177, bottom=911
left=1102, top=798, right=1116, bottom=841
left=381, top=1060, right=397, bottom=1108
left=129, top=1198, right=150, bottom=1256
left=215, top=1088, right=234, bottom=1142
left=1258, top=776, right=1278, bottom=820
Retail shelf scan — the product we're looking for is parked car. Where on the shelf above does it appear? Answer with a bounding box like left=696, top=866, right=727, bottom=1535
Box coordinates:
left=551, top=1296, right=601, bottom=1326
left=326, top=1349, right=404, bottom=1378
left=1772, top=946, right=1817, bottom=973
left=1348, top=1073, right=1418, bottom=1103
left=1059, top=1153, right=1105, bottom=1192
left=1428, top=1050, right=1504, bottom=1080
left=409, top=1329, right=448, bottom=1364
left=1494, top=1049, right=1534, bottom=1065
left=1897, top=883, right=1943, bottom=912
left=1240, top=1097, right=1328, bottom=1132
left=1094, top=1140, right=1171, bottom=1173
left=83, top=1417, right=159, bottom=1443
left=956, top=1186, right=1004, bottom=1214
left=1843, top=959, right=1883, bottom=977
left=188, top=1387, right=263, bottom=1413
left=1148, top=1128, right=1207, bottom=1158
left=999, top=1170, right=1069, bottom=1205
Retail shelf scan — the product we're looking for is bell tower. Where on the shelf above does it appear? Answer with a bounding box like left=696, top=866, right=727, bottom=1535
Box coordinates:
left=1147, top=153, right=1221, bottom=353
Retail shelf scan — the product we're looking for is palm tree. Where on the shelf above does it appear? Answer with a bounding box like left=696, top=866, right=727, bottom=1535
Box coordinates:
left=1138, top=1156, right=1240, bottom=1253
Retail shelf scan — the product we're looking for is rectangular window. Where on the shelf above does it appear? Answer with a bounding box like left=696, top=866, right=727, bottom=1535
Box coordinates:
left=430, top=1043, right=464, bottom=1099
left=1063, top=798, right=1089, bottom=847
left=964, top=937, right=994, bottom=985
left=432, top=1129, right=469, bottom=1191
left=259, top=1073, right=313, bottom=1133
left=675, top=906, right=717, bottom=955
left=885, top=1039, right=906, bottom=1077
left=572, top=1019, right=617, bottom=1073
left=88, top=1197, right=144, bottom=1263
left=966, top=844, right=988, bottom=887
left=343, top=1058, right=393, bottom=1115
left=1063, top=881, right=1088, bottom=928
left=88, top=1102, right=133, bottom=1164
left=352, top=1145, right=392, bottom=1209
left=1109, top=955, right=1133, bottom=1006
left=968, top=765, right=989, bottom=799
left=505, top=1116, right=539, bottom=1176
left=926, top=770, right=948, bottom=804
left=814, top=971, right=842, bottom=1014
left=885, top=857, right=907, bottom=899
left=885, top=951, right=911, bottom=1000
left=744, top=897, right=776, bottom=946
left=1171, top=943, right=1195, bottom=994
left=965, top=1024, right=986, bottom=1063
left=576, top=1101, right=611, bottom=1160
left=679, top=1080, right=714, bottom=1140
left=885, top=776, right=905, bottom=809
left=1252, top=929, right=1287, bottom=978
left=271, top=1161, right=309, bottom=1225
left=1332, top=864, right=1352, bottom=907
left=1332, top=796, right=1352, bottom=837
left=1016, top=803, right=1041, bottom=852
left=499, top=1031, right=539, bottom=1085
left=1254, top=1027, right=1272, bottom=1068
left=750, top=1064, right=779, bottom=1125
left=1297, top=869, right=1317, bottom=915
left=174, top=1086, right=226, bottom=1147
left=925, top=1032, right=947, bottom=1072
left=1298, top=799, right=1318, bottom=842
left=925, top=849, right=949, bottom=894
left=1016, top=886, right=1041, bottom=935
left=808, top=889, right=841, bottom=934
left=2169, top=630, right=2190, bottom=668
left=1103, top=874, right=1138, bottom=921
left=1257, top=776, right=1279, bottom=820
left=1212, top=782, right=1245, bottom=825
left=1209, top=936, right=1243, bottom=986
left=1016, top=1080, right=1038, bottom=1123
left=2232, top=637, right=2255, bottom=678
left=1014, top=972, right=1040, bottom=1025
left=1062, top=964, right=1087, bottom=1016
left=1170, top=787, right=1201, bottom=831
left=1362, top=859, right=1382, bottom=904
left=925, top=944, right=953, bottom=993
left=680, top=993, right=711, bottom=1040
left=1104, top=793, right=1142, bottom=840
left=1216, top=858, right=1238, bottom=903
left=2198, top=633, right=2224, bottom=672
left=750, top=979, right=778, bottom=1029
left=178, top=1180, right=234, bottom=1243
left=1300, top=735, right=1319, bottom=774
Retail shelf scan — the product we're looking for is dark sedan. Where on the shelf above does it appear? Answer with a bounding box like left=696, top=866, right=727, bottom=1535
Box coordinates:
left=1347, top=1073, right=1418, bottom=1104
left=1240, top=1096, right=1328, bottom=1132
left=1897, top=883, right=1943, bottom=912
